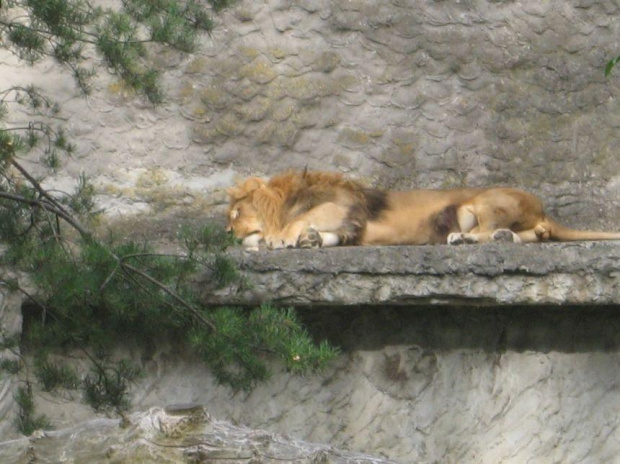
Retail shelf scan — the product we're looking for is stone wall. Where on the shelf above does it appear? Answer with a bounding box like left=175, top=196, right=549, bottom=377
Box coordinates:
left=2, top=1, right=620, bottom=232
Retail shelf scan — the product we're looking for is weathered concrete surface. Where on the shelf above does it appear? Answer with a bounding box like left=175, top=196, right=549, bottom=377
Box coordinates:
left=204, top=241, right=620, bottom=306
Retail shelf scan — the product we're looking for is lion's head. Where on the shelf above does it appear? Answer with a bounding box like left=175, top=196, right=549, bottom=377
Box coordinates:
left=226, top=177, right=267, bottom=247
left=226, top=170, right=360, bottom=247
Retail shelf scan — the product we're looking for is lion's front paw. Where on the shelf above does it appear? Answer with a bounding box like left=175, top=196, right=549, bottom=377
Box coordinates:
left=265, top=235, right=297, bottom=249
left=298, top=227, right=323, bottom=248
left=242, top=233, right=264, bottom=248
left=264, top=236, right=285, bottom=249
left=447, top=232, right=478, bottom=245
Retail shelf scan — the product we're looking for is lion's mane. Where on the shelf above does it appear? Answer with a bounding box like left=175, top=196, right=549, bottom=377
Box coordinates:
left=228, top=170, right=387, bottom=244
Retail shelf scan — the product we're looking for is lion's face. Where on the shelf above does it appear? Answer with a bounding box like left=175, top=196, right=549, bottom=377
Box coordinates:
left=227, top=176, right=269, bottom=247
left=227, top=199, right=264, bottom=246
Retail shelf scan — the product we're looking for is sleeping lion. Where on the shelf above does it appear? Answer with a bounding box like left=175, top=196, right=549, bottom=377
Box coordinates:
left=226, top=170, right=620, bottom=249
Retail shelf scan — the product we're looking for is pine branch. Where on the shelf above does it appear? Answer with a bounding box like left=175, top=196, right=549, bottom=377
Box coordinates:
left=8, top=159, right=81, bottom=224
left=2, top=279, right=52, bottom=325
left=0, top=189, right=90, bottom=238
left=120, top=261, right=217, bottom=332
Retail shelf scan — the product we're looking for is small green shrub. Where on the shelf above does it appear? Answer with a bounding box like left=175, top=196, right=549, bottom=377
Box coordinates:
left=34, top=356, right=79, bottom=392
left=0, top=359, right=20, bottom=375
left=13, top=384, right=52, bottom=436
left=82, top=359, right=142, bottom=413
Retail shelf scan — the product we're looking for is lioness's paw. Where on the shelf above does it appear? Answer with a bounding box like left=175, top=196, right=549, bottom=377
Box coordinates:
left=491, top=229, right=521, bottom=243
left=298, top=227, right=323, bottom=248
left=447, top=232, right=478, bottom=245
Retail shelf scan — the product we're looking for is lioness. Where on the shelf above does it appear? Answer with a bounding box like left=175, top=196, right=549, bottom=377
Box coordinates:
left=226, top=170, right=620, bottom=249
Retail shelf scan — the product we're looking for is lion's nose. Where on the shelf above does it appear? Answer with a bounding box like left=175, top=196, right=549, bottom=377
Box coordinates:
left=225, top=224, right=232, bottom=233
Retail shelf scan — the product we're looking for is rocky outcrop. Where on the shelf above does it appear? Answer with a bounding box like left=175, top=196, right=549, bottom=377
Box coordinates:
left=1, top=244, right=620, bottom=463
left=205, top=242, right=620, bottom=307
left=0, top=406, right=393, bottom=463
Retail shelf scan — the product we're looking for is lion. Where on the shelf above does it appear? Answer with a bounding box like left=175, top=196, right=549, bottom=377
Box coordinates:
left=226, top=170, right=620, bottom=249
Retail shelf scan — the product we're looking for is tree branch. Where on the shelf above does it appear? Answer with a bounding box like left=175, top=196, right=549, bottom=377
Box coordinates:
left=121, top=262, right=217, bottom=332
left=0, top=189, right=90, bottom=238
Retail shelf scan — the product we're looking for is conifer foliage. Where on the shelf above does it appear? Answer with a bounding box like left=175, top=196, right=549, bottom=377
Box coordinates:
left=0, top=0, right=338, bottom=432
left=2, top=0, right=226, bottom=102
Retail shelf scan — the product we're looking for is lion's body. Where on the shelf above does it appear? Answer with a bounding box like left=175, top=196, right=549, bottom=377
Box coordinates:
left=226, top=170, right=620, bottom=248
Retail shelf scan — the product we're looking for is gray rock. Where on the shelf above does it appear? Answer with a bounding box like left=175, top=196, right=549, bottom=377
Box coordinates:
left=0, top=407, right=394, bottom=463
left=204, top=242, right=620, bottom=307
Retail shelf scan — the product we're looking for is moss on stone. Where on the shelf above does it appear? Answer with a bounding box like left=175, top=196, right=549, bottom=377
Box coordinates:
left=106, top=80, right=135, bottom=101
left=234, top=8, right=255, bottom=22
left=238, top=46, right=261, bottom=61
left=235, top=96, right=272, bottom=122
left=186, top=57, right=208, bottom=74
left=215, top=113, right=244, bottom=137
left=200, top=87, right=230, bottom=109
left=240, top=59, right=277, bottom=84
left=263, top=79, right=288, bottom=100
left=192, top=124, right=220, bottom=145
left=271, top=101, right=296, bottom=121
left=269, top=48, right=289, bottom=61
left=338, top=128, right=374, bottom=147
left=273, top=121, right=299, bottom=147
left=312, top=51, right=341, bottom=73
left=136, top=168, right=169, bottom=189
left=178, top=82, right=195, bottom=101
left=234, top=82, right=261, bottom=101
left=335, top=74, right=359, bottom=92
left=192, top=106, right=208, bottom=118
left=282, top=76, right=320, bottom=100
left=252, top=121, right=277, bottom=144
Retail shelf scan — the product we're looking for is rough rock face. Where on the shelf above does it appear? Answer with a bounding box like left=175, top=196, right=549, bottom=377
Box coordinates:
left=0, top=406, right=393, bottom=463
left=2, top=267, right=620, bottom=463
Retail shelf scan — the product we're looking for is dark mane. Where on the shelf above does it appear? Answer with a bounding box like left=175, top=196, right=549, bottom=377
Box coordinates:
left=363, top=188, right=389, bottom=220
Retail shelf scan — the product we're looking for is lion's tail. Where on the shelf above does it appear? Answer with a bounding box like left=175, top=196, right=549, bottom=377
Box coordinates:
left=545, top=218, right=620, bottom=241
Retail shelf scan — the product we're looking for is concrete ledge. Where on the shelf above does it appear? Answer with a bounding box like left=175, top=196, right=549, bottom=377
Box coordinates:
left=202, top=242, right=620, bottom=307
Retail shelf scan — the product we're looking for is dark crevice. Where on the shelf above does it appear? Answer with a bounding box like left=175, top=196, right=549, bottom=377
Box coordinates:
left=297, top=304, right=620, bottom=354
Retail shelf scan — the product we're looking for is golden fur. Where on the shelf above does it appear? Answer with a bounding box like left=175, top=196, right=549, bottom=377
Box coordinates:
left=226, top=170, right=620, bottom=248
